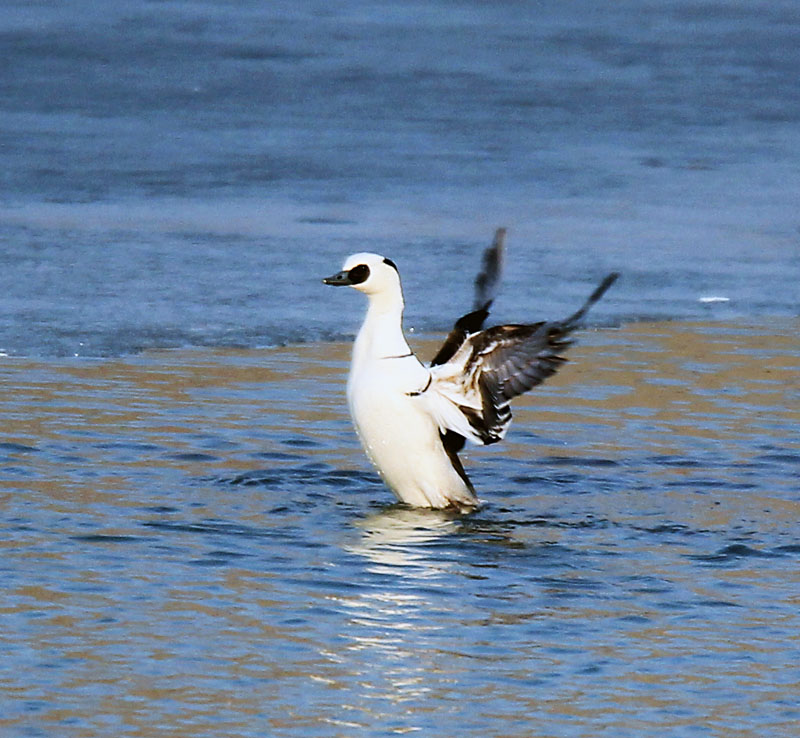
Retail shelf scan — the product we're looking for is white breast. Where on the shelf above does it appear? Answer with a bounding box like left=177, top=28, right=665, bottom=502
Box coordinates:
left=346, top=356, right=476, bottom=508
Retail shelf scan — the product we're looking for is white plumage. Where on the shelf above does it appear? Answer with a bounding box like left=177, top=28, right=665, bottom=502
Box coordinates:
left=323, top=230, right=618, bottom=510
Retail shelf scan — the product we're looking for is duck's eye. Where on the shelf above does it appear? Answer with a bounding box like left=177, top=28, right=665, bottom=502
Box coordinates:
left=348, top=264, right=370, bottom=284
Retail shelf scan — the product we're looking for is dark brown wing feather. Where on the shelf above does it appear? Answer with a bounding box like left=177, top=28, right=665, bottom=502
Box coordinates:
left=431, top=228, right=507, bottom=367
left=473, top=227, right=506, bottom=312
left=470, top=322, right=573, bottom=403
left=456, top=272, right=619, bottom=444
left=431, top=307, right=489, bottom=367
left=440, top=430, right=475, bottom=493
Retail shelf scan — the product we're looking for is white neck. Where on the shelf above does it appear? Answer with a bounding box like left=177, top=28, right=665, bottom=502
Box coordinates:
left=353, top=288, right=411, bottom=364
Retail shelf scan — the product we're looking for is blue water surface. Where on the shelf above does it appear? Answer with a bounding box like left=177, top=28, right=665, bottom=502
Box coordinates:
left=1, top=0, right=798, bottom=357
left=1, top=5, right=799, bottom=736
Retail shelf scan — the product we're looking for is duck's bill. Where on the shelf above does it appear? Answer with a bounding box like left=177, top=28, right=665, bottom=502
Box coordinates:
left=322, top=270, right=351, bottom=286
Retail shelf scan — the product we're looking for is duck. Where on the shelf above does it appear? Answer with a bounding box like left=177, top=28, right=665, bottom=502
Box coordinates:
left=323, top=229, right=618, bottom=509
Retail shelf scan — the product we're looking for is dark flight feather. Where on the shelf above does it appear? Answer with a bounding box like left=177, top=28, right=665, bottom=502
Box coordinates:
left=442, top=272, right=619, bottom=445
left=431, top=228, right=506, bottom=367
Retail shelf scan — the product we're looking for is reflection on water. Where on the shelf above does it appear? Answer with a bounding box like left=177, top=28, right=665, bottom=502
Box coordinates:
left=1, top=321, right=799, bottom=737
left=349, top=506, right=462, bottom=575
left=339, top=508, right=463, bottom=717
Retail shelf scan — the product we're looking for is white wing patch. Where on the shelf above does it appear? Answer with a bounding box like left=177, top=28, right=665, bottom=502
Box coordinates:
left=425, top=272, right=619, bottom=446
left=426, top=322, right=568, bottom=445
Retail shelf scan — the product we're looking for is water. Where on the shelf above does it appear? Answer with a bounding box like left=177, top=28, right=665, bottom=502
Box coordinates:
left=1, top=1, right=799, bottom=735
left=2, top=328, right=799, bottom=736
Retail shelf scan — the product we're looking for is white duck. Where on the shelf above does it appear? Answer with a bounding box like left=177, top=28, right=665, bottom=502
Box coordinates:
left=323, top=229, right=618, bottom=510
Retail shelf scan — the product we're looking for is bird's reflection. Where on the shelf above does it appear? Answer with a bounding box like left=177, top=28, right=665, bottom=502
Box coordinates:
left=333, top=506, right=467, bottom=711
left=347, top=505, right=464, bottom=577
left=331, top=506, right=531, bottom=716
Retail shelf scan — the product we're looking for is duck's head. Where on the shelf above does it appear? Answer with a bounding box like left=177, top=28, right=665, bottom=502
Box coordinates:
left=323, top=253, right=400, bottom=296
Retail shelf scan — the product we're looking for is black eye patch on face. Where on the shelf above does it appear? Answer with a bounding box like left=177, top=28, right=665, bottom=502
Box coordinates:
left=348, top=264, right=370, bottom=284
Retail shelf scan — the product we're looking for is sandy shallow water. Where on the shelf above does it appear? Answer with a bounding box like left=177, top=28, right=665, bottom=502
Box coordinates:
left=1, top=319, right=798, bottom=737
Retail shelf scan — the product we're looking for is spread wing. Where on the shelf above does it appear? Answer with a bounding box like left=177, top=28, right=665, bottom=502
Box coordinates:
left=431, top=227, right=506, bottom=367
left=472, top=227, right=506, bottom=313
left=478, top=271, right=620, bottom=404
left=429, top=272, right=619, bottom=446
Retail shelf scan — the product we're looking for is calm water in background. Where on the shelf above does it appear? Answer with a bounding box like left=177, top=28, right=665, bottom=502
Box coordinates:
left=1, top=1, right=799, bottom=736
